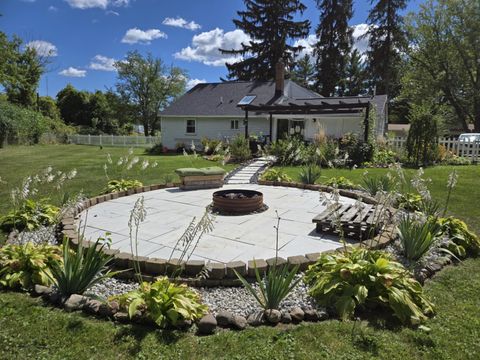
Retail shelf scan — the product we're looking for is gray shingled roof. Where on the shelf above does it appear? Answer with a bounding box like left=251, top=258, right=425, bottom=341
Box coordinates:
left=161, top=80, right=321, bottom=116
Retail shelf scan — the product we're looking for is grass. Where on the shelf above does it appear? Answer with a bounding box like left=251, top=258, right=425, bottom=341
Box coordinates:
left=280, top=165, right=480, bottom=234
left=0, top=258, right=479, bottom=359
left=0, top=144, right=234, bottom=216
left=0, top=146, right=479, bottom=358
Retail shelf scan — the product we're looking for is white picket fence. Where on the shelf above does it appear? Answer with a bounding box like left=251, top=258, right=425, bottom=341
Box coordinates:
left=388, top=137, right=480, bottom=160
left=68, top=134, right=161, bottom=148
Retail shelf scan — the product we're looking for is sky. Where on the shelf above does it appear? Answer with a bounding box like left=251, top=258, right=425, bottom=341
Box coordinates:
left=1, top=0, right=422, bottom=98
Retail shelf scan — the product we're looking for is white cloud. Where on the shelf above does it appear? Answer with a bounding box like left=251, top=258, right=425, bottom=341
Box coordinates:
left=186, top=78, right=206, bottom=90
left=175, top=28, right=250, bottom=67
left=59, top=67, right=86, bottom=77
left=162, top=17, right=201, bottom=31
left=121, top=28, right=167, bottom=44
left=293, top=34, right=317, bottom=58
left=48, top=5, right=58, bottom=11
left=89, top=55, right=116, bottom=71
left=65, top=0, right=130, bottom=9
left=25, top=40, right=58, bottom=57
left=106, top=10, right=119, bottom=16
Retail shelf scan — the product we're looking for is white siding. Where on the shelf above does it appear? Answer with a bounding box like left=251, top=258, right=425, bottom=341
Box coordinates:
left=160, top=116, right=270, bottom=150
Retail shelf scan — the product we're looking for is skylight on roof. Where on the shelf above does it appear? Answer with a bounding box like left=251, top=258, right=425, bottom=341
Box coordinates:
left=238, top=95, right=256, bottom=105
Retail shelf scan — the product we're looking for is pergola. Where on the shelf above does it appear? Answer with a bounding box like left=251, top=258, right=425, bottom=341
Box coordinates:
left=238, top=97, right=372, bottom=142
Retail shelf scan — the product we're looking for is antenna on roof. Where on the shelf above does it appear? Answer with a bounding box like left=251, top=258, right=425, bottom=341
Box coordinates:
left=220, top=96, right=223, bottom=104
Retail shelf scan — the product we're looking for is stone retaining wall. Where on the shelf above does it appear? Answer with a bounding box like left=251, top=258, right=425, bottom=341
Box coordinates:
left=61, top=181, right=394, bottom=286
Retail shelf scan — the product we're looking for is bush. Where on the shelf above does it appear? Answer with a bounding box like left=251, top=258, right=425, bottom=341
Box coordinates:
left=0, top=199, right=60, bottom=233
left=304, top=247, right=435, bottom=325
left=145, top=143, right=165, bottom=155
left=372, top=148, right=399, bottom=166
left=323, top=176, right=357, bottom=189
left=229, top=135, right=251, bottom=162
left=267, top=138, right=309, bottom=165
left=397, top=216, right=442, bottom=262
left=340, top=133, right=375, bottom=166
left=437, top=217, right=480, bottom=257
left=0, top=242, right=61, bottom=290
left=406, top=105, right=440, bottom=166
left=48, top=237, right=115, bottom=299
left=261, top=169, right=292, bottom=182
left=103, top=179, right=143, bottom=194
left=112, top=277, right=208, bottom=328
left=201, top=137, right=222, bottom=155
left=396, top=193, right=423, bottom=212
left=298, top=164, right=322, bottom=184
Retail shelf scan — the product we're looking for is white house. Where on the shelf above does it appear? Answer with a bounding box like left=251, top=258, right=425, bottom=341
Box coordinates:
left=160, top=66, right=387, bottom=150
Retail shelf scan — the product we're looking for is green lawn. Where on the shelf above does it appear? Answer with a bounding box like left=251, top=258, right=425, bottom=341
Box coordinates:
left=0, top=144, right=234, bottom=216
left=0, top=146, right=479, bottom=359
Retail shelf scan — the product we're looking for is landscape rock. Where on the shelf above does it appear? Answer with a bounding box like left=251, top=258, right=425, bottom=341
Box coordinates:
left=290, top=307, right=305, bottom=322
left=247, top=311, right=264, bottom=327
left=216, top=310, right=233, bottom=327
left=304, top=308, right=320, bottom=321
left=113, top=312, right=130, bottom=323
left=264, top=309, right=282, bottom=324
left=231, top=315, right=247, bottom=330
left=175, top=319, right=192, bottom=330
left=84, top=299, right=102, bottom=315
left=197, top=314, right=217, bottom=335
left=281, top=311, right=292, bottom=324
left=64, top=294, right=88, bottom=312
left=34, top=285, right=52, bottom=297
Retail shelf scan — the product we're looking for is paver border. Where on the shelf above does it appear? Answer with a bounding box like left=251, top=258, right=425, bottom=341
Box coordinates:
left=61, top=181, right=394, bottom=286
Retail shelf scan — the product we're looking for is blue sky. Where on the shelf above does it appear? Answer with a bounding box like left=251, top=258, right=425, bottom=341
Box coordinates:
left=1, top=0, right=422, bottom=97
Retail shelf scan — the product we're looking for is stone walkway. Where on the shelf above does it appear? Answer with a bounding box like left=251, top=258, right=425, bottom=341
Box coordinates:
left=78, top=184, right=356, bottom=264
left=225, top=156, right=274, bottom=184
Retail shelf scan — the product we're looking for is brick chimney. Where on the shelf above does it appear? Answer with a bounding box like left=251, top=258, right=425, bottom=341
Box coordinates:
left=275, top=60, right=285, bottom=96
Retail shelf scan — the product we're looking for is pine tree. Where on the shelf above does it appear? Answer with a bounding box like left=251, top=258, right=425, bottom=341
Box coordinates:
left=314, top=0, right=353, bottom=97
left=344, top=49, right=367, bottom=96
left=365, top=0, right=408, bottom=97
left=220, top=0, right=310, bottom=81
left=291, top=54, right=315, bottom=89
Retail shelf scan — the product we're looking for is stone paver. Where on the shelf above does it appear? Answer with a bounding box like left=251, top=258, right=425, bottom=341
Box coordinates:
left=225, top=157, right=274, bottom=184
left=78, top=184, right=355, bottom=263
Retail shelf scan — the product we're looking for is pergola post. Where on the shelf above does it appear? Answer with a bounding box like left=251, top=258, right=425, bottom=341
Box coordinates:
left=269, top=113, right=273, bottom=143
left=364, top=103, right=371, bottom=142
left=244, top=109, right=249, bottom=138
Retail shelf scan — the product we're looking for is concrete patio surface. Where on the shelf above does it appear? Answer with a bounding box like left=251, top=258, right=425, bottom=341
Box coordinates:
left=77, top=185, right=357, bottom=263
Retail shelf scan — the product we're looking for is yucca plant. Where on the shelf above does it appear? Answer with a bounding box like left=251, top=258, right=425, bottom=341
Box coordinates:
left=298, top=164, right=321, bottom=184
left=234, top=262, right=301, bottom=310
left=397, top=216, right=442, bottom=261
left=48, top=236, right=116, bottom=299
left=361, top=174, right=396, bottom=196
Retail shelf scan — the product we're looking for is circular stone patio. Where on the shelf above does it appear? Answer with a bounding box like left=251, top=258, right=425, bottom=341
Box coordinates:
left=77, top=184, right=357, bottom=263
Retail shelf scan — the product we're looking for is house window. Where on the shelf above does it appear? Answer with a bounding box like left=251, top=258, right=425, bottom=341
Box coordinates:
left=186, top=119, right=196, bottom=134
left=231, top=119, right=239, bottom=130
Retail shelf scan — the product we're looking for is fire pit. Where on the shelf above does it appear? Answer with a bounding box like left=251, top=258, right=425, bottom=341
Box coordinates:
left=212, top=189, right=264, bottom=214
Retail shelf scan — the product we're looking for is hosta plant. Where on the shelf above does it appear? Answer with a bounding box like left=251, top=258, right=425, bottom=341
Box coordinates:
left=112, top=277, right=208, bottom=328
left=0, top=242, right=61, bottom=290
left=396, top=193, right=423, bottom=212
left=103, top=179, right=143, bottom=194
left=0, top=199, right=60, bottom=232
left=304, top=247, right=435, bottom=325
left=437, top=217, right=480, bottom=257
left=261, top=169, right=292, bottom=183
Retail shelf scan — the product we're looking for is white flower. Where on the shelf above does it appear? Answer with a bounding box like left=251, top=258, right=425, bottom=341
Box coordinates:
left=151, top=161, right=158, bottom=168
left=117, top=158, right=124, bottom=166
left=67, top=169, right=77, bottom=179
left=447, top=170, right=458, bottom=189
left=103, top=164, right=108, bottom=171
left=128, top=148, right=134, bottom=155
left=106, top=153, right=113, bottom=164
left=131, top=157, right=140, bottom=165
left=141, top=160, right=149, bottom=170
left=190, top=141, right=196, bottom=151
left=183, top=148, right=188, bottom=157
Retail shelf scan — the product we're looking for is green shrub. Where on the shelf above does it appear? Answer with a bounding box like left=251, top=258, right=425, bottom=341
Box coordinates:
left=340, top=133, right=375, bottom=166
left=112, top=277, right=208, bottom=328
left=0, top=242, right=61, bottom=290
left=103, top=179, right=143, bottom=194
left=372, top=148, right=398, bottom=166
left=406, top=105, right=440, bottom=166
left=201, top=137, right=222, bottom=155
left=48, top=237, right=115, bottom=299
left=261, top=169, right=292, bottom=182
left=145, top=143, right=164, bottom=155
left=235, top=263, right=301, bottom=310
left=229, top=135, right=251, bottom=162
left=437, top=217, right=480, bottom=257
left=361, top=174, right=397, bottom=196
left=323, top=176, right=357, bottom=189
left=304, top=247, right=435, bottom=325
left=268, top=138, right=308, bottom=165
left=397, top=193, right=423, bottom=212
left=298, top=164, right=322, bottom=184
left=0, top=199, right=60, bottom=233
left=397, top=216, right=442, bottom=262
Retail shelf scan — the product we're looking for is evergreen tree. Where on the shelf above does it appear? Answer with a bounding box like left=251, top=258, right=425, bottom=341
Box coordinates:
left=314, top=0, right=353, bottom=97
left=365, top=0, right=408, bottom=97
left=344, top=49, right=367, bottom=96
left=291, top=54, right=315, bottom=89
left=220, top=0, right=310, bottom=81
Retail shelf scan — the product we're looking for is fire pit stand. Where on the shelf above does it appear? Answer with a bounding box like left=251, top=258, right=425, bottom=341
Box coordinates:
left=212, top=189, right=265, bottom=214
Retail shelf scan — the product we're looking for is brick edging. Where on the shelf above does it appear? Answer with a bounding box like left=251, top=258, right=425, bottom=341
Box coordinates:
left=60, top=181, right=394, bottom=286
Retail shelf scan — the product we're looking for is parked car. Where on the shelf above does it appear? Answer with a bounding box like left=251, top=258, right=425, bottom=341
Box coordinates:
left=458, top=133, right=480, bottom=143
